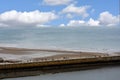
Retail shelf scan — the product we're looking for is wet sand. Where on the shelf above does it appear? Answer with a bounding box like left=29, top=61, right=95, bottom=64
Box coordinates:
left=0, top=47, right=120, bottom=64
left=0, top=47, right=111, bottom=63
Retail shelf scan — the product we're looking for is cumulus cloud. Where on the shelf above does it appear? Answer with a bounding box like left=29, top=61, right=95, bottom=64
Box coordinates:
left=67, top=20, right=86, bottom=26
left=60, top=24, right=65, bottom=27
left=88, top=18, right=99, bottom=26
left=99, top=11, right=119, bottom=26
left=43, top=0, right=73, bottom=6
left=0, top=10, right=57, bottom=27
left=62, top=4, right=90, bottom=18
left=65, top=11, right=119, bottom=27
left=67, top=19, right=99, bottom=27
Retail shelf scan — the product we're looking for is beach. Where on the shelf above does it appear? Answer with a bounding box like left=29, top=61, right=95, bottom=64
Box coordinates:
left=0, top=46, right=119, bottom=64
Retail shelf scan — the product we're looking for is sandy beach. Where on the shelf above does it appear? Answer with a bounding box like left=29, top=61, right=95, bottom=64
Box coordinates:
left=0, top=47, right=119, bottom=66
left=0, top=47, right=115, bottom=64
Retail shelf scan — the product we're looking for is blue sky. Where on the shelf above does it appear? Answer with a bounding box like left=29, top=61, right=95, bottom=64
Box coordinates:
left=0, top=0, right=119, bottom=27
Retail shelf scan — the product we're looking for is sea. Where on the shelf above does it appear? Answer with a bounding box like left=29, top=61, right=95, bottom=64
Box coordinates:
left=0, top=26, right=120, bottom=52
left=0, top=26, right=120, bottom=80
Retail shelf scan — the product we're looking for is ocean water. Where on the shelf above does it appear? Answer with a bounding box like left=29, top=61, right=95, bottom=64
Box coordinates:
left=3, top=66, right=120, bottom=80
left=0, top=26, right=120, bottom=52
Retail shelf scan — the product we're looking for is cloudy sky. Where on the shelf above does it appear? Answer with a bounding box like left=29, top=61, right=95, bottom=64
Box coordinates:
left=0, top=0, right=119, bottom=27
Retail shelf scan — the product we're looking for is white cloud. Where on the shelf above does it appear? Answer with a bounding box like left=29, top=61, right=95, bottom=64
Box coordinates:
left=88, top=18, right=99, bottom=26
left=65, top=11, right=119, bottom=27
left=60, top=24, right=65, bottom=27
left=62, top=4, right=90, bottom=18
left=99, top=11, right=119, bottom=26
left=67, top=20, right=86, bottom=26
left=67, top=18, right=99, bottom=27
left=43, top=0, right=73, bottom=6
left=0, top=10, right=57, bottom=27
left=0, top=10, right=119, bottom=27
left=36, top=24, right=51, bottom=27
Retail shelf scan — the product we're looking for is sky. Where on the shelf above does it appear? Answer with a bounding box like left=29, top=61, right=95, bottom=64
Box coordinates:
left=0, top=0, right=119, bottom=27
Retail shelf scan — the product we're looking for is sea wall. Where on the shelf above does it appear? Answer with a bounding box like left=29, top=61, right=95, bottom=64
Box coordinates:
left=0, top=56, right=120, bottom=79
left=0, top=56, right=120, bottom=69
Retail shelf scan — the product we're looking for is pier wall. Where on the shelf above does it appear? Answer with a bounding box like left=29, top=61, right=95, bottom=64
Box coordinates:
left=0, top=56, right=120, bottom=79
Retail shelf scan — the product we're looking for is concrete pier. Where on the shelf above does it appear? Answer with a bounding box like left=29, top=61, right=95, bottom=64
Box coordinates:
left=0, top=56, right=120, bottom=79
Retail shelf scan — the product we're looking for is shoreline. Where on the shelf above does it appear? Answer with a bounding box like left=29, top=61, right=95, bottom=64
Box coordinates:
left=0, top=47, right=120, bottom=79
left=0, top=46, right=119, bottom=54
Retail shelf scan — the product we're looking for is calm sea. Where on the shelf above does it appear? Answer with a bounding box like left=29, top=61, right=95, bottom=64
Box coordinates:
left=0, top=26, right=120, bottom=52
